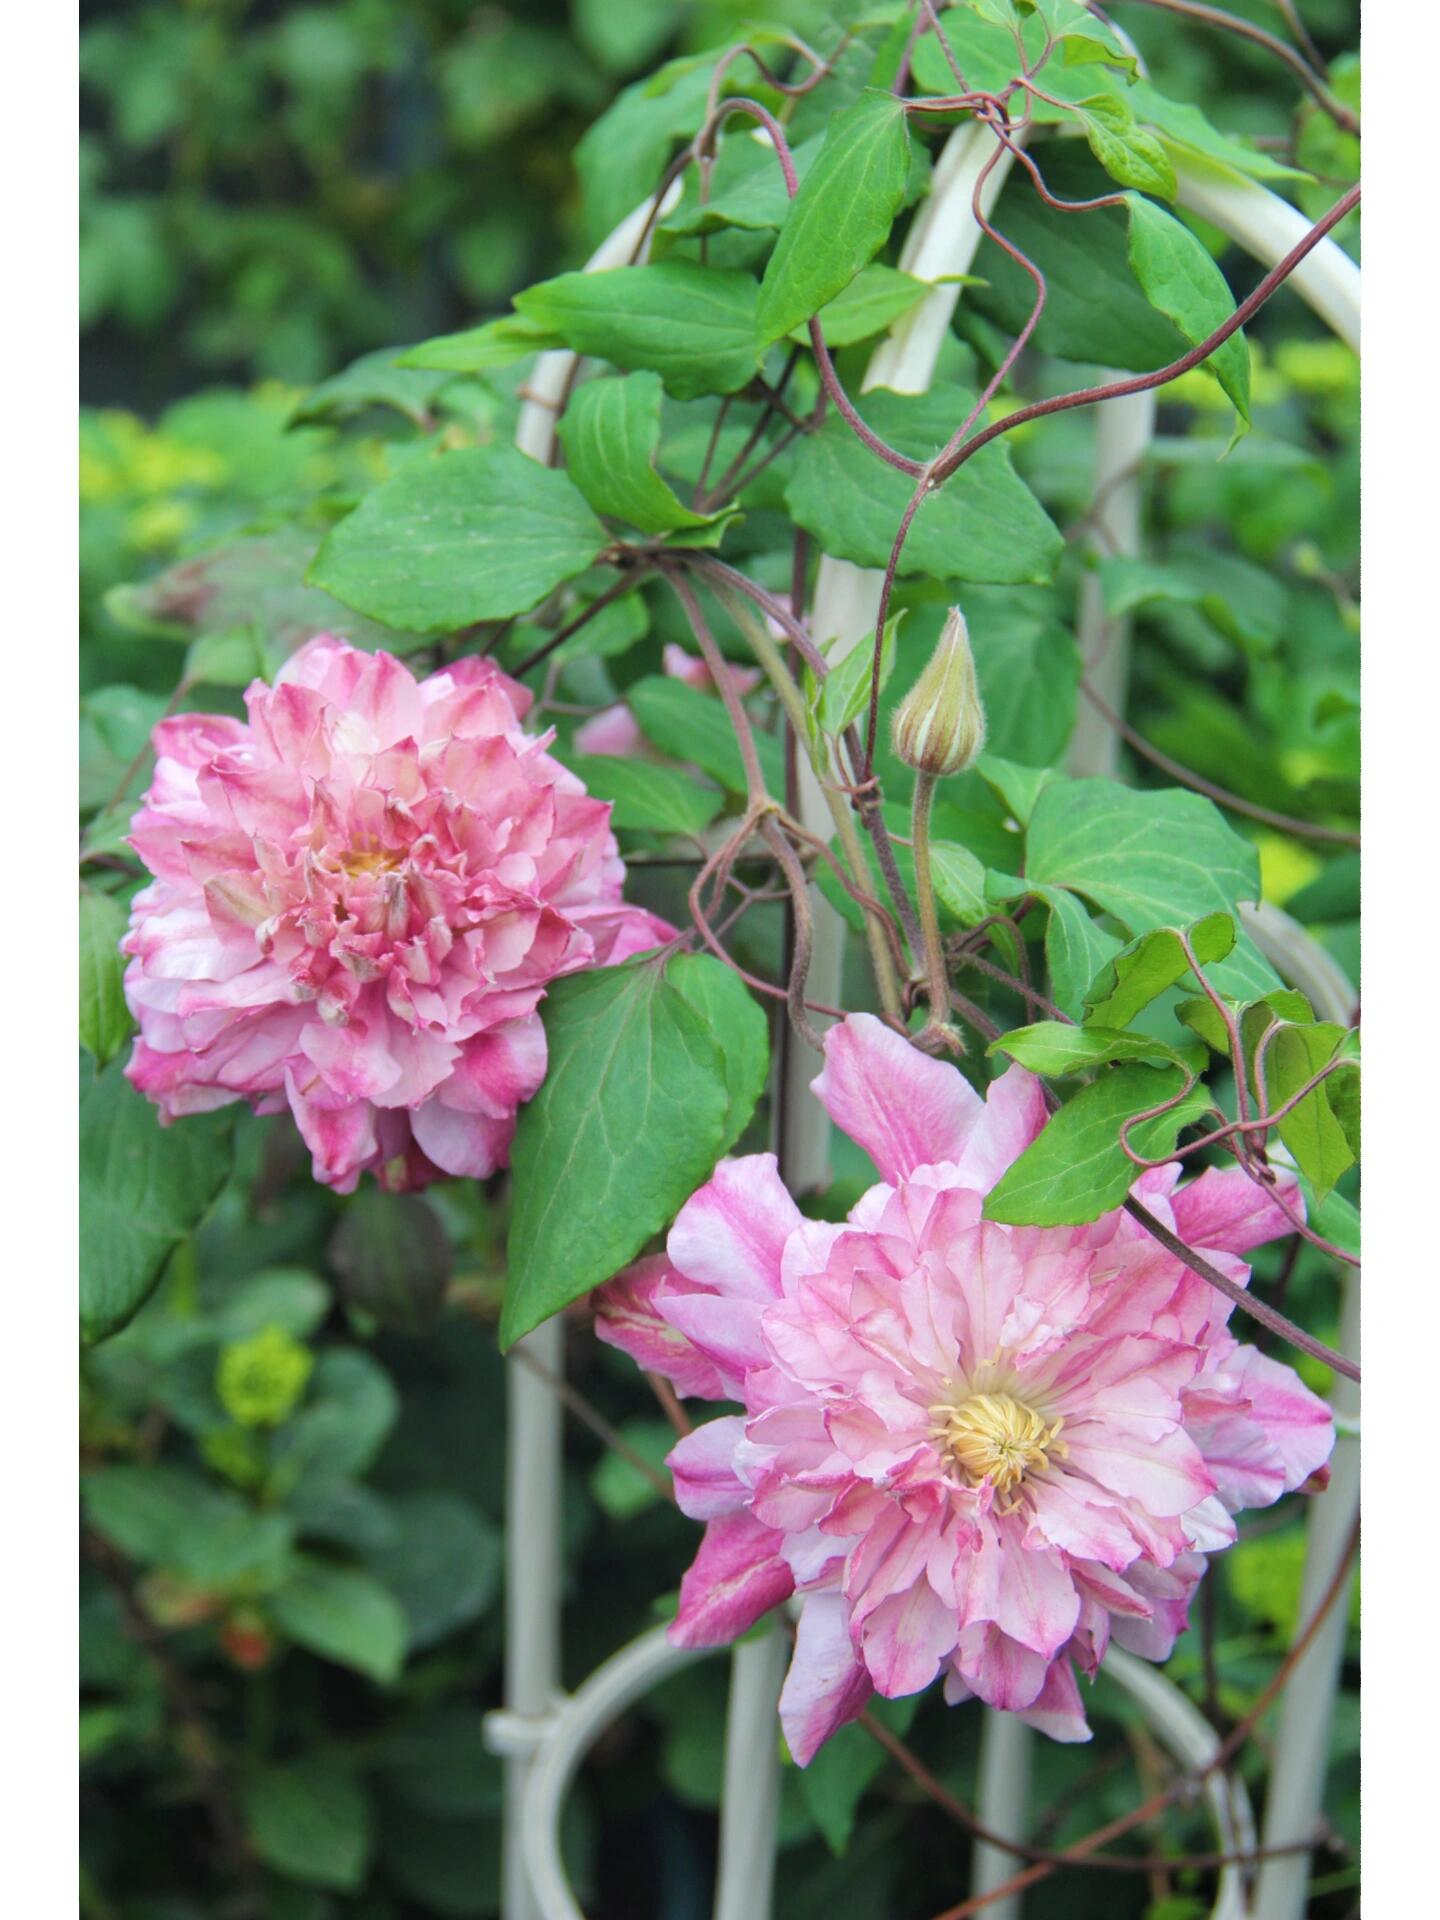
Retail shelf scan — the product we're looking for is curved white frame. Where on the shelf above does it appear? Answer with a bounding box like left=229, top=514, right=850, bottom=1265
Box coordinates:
left=515, top=1625, right=1256, bottom=1920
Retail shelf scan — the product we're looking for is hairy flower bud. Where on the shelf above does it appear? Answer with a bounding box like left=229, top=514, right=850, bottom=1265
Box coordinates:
left=890, top=608, right=987, bottom=778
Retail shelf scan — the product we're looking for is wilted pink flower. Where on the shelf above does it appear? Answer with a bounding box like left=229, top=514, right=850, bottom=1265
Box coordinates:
left=573, top=645, right=763, bottom=758
left=124, top=637, right=670, bottom=1191
left=595, top=1013, right=1332, bottom=1760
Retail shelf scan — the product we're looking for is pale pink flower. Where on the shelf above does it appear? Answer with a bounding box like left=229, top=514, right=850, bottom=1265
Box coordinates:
left=123, top=637, right=670, bottom=1191
left=573, top=645, right=762, bottom=758
left=595, top=1013, right=1333, bottom=1760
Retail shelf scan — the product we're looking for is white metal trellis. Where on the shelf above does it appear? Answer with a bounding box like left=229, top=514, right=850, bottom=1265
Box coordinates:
left=489, top=115, right=1361, bottom=1920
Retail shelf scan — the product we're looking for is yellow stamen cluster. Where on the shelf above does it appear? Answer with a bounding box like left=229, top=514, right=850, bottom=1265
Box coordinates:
left=932, top=1391, right=1066, bottom=1503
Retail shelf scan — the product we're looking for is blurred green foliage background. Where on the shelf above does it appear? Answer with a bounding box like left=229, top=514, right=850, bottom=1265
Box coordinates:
left=79, top=5, right=1360, bottom=1918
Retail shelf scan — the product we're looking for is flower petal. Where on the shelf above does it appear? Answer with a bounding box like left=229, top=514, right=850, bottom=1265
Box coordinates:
left=670, top=1512, right=794, bottom=1648
left=811, top=1013, right=983, bottom=1182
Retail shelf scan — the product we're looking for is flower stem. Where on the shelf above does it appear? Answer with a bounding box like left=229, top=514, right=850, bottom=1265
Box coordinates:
left=911, top=772, right=964, bottom=1054
left=709, top=580, right=905, bottom=1025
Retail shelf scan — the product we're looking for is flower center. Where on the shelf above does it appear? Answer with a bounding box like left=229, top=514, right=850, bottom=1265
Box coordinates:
left=339, top=845, right=402, bottom=877
left=932, top=1391, right=1065, bottom=1498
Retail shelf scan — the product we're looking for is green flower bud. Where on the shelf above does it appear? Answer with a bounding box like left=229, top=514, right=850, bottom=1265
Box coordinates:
left=890, top=607, right=987, bottom=779
left=215, top=1324, right=314, bottom=1430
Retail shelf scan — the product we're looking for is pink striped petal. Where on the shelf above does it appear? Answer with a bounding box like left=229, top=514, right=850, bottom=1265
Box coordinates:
left=667, top=1154, right=800, bottom=1302
left=670, top=1512, right=794, bottom=1648
left=811, top=1013, right=983, bottom=1181
left=779, top=1591, right=874, bottom=1766
left=1172, top=1165, right=1304, bottom=1254
left=668, top=1417, right=749, bottom=1520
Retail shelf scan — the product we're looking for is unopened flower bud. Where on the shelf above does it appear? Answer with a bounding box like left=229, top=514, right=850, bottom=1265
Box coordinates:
left=890, top=608, right=987, bottom=778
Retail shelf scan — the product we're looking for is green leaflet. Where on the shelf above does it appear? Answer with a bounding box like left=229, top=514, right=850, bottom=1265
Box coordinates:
left=756, top=89, right=912, bottom=346
left=500, top=956, right=767, bottom=1346
left=515, top=263, right=762, bottom=400
left=557, top=371, right=732, bottom=535
left=309, top=446, right=607, bottom=632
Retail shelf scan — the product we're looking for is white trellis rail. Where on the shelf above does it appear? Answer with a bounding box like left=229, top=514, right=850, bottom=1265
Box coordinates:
left=489, top=97, right=1360, bottom=1920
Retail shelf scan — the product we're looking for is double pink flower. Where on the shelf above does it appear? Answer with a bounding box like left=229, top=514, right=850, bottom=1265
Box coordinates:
left=597, top=1014, right=1333, bottom=1760
left=123, top=638, right=669, bottom=1190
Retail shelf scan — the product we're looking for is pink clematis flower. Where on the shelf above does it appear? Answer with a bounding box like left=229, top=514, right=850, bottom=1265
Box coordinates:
left=123, top=637, right=671, bottom=1191
left=595, top=1013, right=1333, bottom=1760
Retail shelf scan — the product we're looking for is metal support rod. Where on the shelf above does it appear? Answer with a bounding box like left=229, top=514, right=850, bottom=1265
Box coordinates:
left=496, top=184, right=678, bottom=1920
left=1103, top=1649, right=1257, bottom=1920
left=713, top=1628, right=790, bottom=1920
left=1253, top=1277, right=1359, bottom=1920
left=1068, top=389, right=1157, bottom=778
left=499, top=1318, right=565, bottom=1920
left=1240, top=914, right=1359, bottom=1920
left=1173, top=165, right=1360, bottom=355
left=522, top=1628, right=708, bottom=1920
left=970, top=1707, right=1034, bottom=1920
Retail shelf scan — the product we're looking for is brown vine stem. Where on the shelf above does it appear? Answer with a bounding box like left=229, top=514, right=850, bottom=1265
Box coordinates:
left=860, top=1709, right=1322, bottom=1876
left=1124, top=1193, right=1358, bottom=1380
left=1124, top=0, right=1358, bottom=134
left=1079, top=676, right=1361, bottom=846
left=862, top=181, right=1362, bottom=776
left=510, top=565, right=653, bottom=679
left=510, top=1344, right=673, bottom=1500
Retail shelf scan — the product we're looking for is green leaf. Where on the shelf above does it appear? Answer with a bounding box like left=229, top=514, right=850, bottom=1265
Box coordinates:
left=362, top=1493, right=502, bottom=1651
left=791, top=263, right=935, bottom=349
left=989, top=1021, right=1196, bottom=1074
left=1124, top=193, right=1250, bottom=424
left=1264, top=1022, right=1359, bottom=1203
left=112, top=528, right=429, bottom=658
left=79, top=888, right=131, bottom=1068
left=974, top=756, right=1057, bottom=826
left=661, top=130, right=825, bottom=241
left=667, top=951, right=771, bottom=1142
left=969, top=150, right=1194, bottom=372
left=557, top=372, right=731, bottom=535
left=501, top=956, right=763, bottom=1346
left=309, top=446, right=608, bottom=633
left=574, top=53, right=721, bottom=245
left=515, top=263, right=762, bottom=401
left=397, top=312, right=562, bottom=372
left=589, top=1419, right=677, bottom=1521
left=183, top=626, right=275, bottom=689
left=627, top=674, right=785, bottom=795
left=797, top=1693, right=919, bottom=1854
left=1099, top=551, right=1290, bottom=655
left=985, top=1064, right=1213, bottom=1225
left=270, top=1349, right=400, bottom=1493
left=812, top=614, right=900, bottom=736
left=244, top=1761, right=372, bottom=1892
left=568, top=754, right=722, bottom=837
left=964, top=590, right=1080, bottom=766
left=83, top=1464, right=294, bottom=1589
left=757, top=90, right=912, bottom=347
left=1083, top=913, right=1236, bottom=1029
left=80, top=1061, right=235, bottom=1344
left=213, top=1269, right=331, bottom=1343
left=1024, top=779, right=1276, bottom=1000
left=1034, top=883, right=1124, bottom=1020
left=269, top=1560, right=409, bottom=1683
left=1129, top=78, right=1308, bottom=185
left=1076, top=93, right=1176, bottom=201
left=329, top=1190, right=452, bottom=1333
left=1061, top=31, right=1138, bottom=79
left=929, top=841, right=989, bottom=923
left=293, top=347, right=453, bottom=427
left=786, top=384, right=1062, bottom=586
